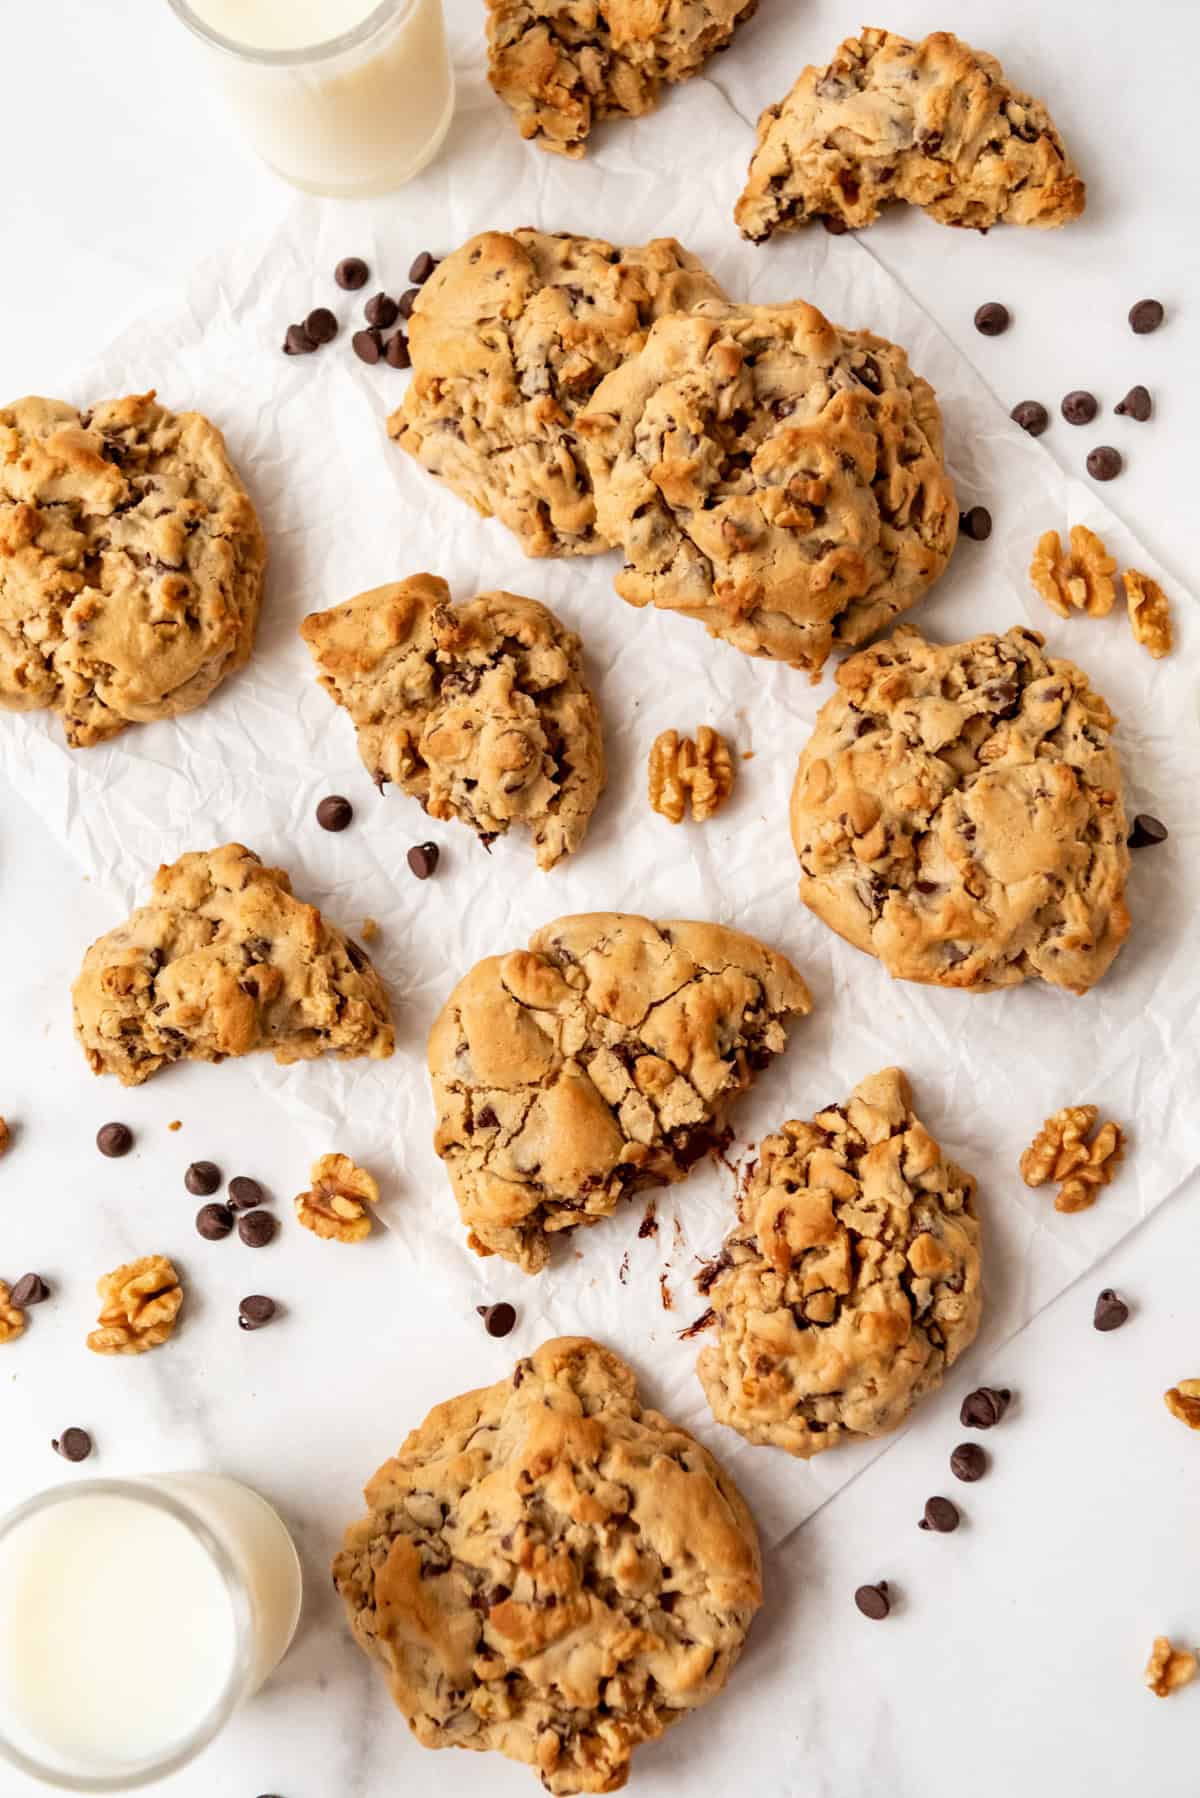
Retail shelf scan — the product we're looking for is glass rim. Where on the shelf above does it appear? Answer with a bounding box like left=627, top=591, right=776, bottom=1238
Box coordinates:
left=0, top=1478, right=254, bottom=1792
left=166, top=0, right=411, bottom=65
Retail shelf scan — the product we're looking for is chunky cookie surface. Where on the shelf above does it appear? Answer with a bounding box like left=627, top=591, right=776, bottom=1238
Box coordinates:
left=390, top=229, right=724, bottom=557
left=736, top=27, right=1085, bottom=241
left=301, top=575, right=605, bottom=870
left=73, top=844, right=394, bottom=1085
left=333, top=1335, right=761, bottom=1794
left=697, top=1068, right=981, bottom=1458
left=790, top=626, right=1131, bottom=993
left=429, top=913, right=811, bottom=1272
left=578, top=301, right=956, bottom=670
left=487, top=0, right=758, bottom=157
left=0, top=393, right=264, bottom=746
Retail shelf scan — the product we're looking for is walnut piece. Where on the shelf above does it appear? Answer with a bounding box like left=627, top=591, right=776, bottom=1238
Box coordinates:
left=295, top=1152, right=379, bottom=1242
left=86, top=1255, right=183, bottom=1355
left=1164, top=1379, right=1200, bottom=1431
left=1029, top=527, right=1117, bottom=619
left=1146, top=1636, right=1198, bottom=1698
left=1019, top=1105, right=1124, bottom=1213
left=0, top=1117, right=9, bottom=1157
left=1055, top=1120, right=1125, bottom=1213
left=0, top=1280, right=26, bottom=1345
left=360, top=918, right=379, bottom=943
left=649, top=727, right=736, bottom=824
left=1125, top=569, right=1173, bottom=659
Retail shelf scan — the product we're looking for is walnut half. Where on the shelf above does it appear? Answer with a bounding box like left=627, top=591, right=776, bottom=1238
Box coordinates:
left=1019, top=1105, right=1125, bottom=1213
left=295, top=1152, right=379, bottom=1242
left=649, top=727, right=735, bottom=824
left=87, top=1255, right=183, bottom=1355
left=1164, top=1379, right=1200, bottom=1431
left=1029, top=526, right=1117, bottom=619
left=1125, top=569, right=1173, bottom=659
left=1146, top=1636, right=1198, bottom=1698
left=0, top=1280, right=26, bottom=1345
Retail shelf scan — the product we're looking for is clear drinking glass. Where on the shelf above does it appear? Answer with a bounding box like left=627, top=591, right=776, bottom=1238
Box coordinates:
left=166, top=0, right=456, bottom=197
left=0, top=1475, right=303, bottom=1791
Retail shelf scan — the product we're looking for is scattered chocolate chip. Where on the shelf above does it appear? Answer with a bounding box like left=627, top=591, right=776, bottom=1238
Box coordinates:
left=352, top=328, right=384, bottom=365
left=9, top=1274, right=49, bottom=1308
left=385, top=331, right=411, bottom=369
left=974, top=302, right=1010, bottom=337
left=96, top=1122, right=133, bottom=1158
left=1114, top=384, right=1152, bottom=421
left=239, top=1210, right=278, bottom=1248
left=959, top=505, right=993, bottom=541
left=398, top=287, right=420, bottom=319
left=335, top=256, right=369, bottom=291
left=819, top=214, right=849, bottom=235
left=283, top=322, right=317, bottom=356
left=305, top=306, right=338, bottom=345
left=477, top=1302, right=516, bottom=1338
left=960, top=1386, right=1011, bottom=1429
left=950, top=1442, right=988, bottom=1483
left=1087, top=445, right=1123, bottom=481
left=1128, top=813, right=1168, bottom=849
left=919, top=1496, right=960, bottom=1533
left=409, top=250, right=438, bottom=284
left=238, top=1295, right=277, bottom=1331
left=1128, top=298, right=1164, bottom=335
left=196, top=1202, right=234, bottom=1241
left=316, top=794, right=353, bottom=832
left=185, top=1160, right=222, bottom=1196
left=228, top=1175, right=265, bottom=1211
left=53, top=1428, right=92, bottom=1463
left=364, top=292, right=399, bottom=329
left=1093, top=1287, right=1130, bottom=1332
left=407, top=841, right=439, bottom=879
left=1011, top=400, right=1049, bottom=436
left=1061, top=389, right=1098, bottom=426
left=854, top=1581, right=890, bottom=1620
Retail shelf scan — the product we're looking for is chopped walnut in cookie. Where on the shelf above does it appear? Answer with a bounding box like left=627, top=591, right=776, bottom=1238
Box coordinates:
left=1164, top=1380, right=1200, bottom=1431
left=1146, top=1637, right=1197, bottom=1698
left=1125, top=569, right=1173, bottom=659
left=295, top=1153, right=379, bottom=1242
left=1020, top=1105, right=1125, bottom=1213
left=86, top=1255, right=183, bottom=1355
left=1029, top=526, right=1117, bottom=619
left=649, top=727, right=736, bottom=824
left=0, top=1280, right=26, bottom=1345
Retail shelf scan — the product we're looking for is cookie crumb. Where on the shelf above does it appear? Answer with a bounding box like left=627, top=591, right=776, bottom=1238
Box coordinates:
left=360, top=917, right=380, bottom=943
left=168, top=1119, right=182, bottom=1132
left=1146, top=1637, right=1197, bottom=1698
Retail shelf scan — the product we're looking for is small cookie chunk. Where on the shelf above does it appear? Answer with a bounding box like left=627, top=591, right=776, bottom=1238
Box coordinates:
left=332, top=1336, right=762, bottom=1794
left=1125, top=569, right=1173, bottom=659
left=429, top=914, right=811, bottom=1273
left=487, top=0, right=758, bottom=158
left=697, top=1068, right=981, bottom=1458
left=648, top=726, right=735, bottom=823
left=790, top=625, right=1131, bottom=994
left=0, top=393, right=265, bottom=747
left=295, top=1152, right=379, bottom=1243
left=72, top=844, right=394, bottom=1086
left=736, top=28, right=1085, bottom=242
left=301, top=575, right=605, bottom=870
left=86, top=1255, right=182, bottom=1355
left=578, top=301, right=957, bottom=671
left=1029, top=527, right=1117, bottom=619
left=1146, top=1637, right=1198, bottom=1697
left=390, top=229, right=724, bottom=558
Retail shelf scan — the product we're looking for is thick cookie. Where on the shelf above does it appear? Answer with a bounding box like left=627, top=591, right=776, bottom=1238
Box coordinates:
left=73, top=844, right=394, bottom=1086
left=736, top=28, right=1085, bottom=242
left=0, top=393, right=264, bottom=747
left=697, top=1068, right=981, bottom=1458
left=301, top=575, right=605, bottom=870
left=487, top=0, right=758, bottom=158
left=790, top=625, right=1131, bottom=993
left=577, top=301, right=956, bottom=670
left=389, top=229, right=724, bottom=558
left=332, top=1335, right=762, bottom=1794
left=429, top=913, right=812, bottom=1273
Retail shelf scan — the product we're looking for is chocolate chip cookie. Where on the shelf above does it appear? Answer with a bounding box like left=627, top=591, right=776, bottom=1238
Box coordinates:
left=487, top=0, right=758, bottom=158
left=697, top=1068, right=981, bottom=1458
left=0, top=392, right=264, bottom=747
left=790, top=625, right=1131, bottom=993
left=429, top=913, right=812, bottom=1273
left=333, top=1335, right=761, bottom=1794
left=301, top=575, right=605, bottom=870
left=390, top=228, right=724, bottom=558
left=736, top=28, right=1086, bottom=242
left=73, top=844, right=394, bottom=1086
left=577, top=301, right=957, bottom=670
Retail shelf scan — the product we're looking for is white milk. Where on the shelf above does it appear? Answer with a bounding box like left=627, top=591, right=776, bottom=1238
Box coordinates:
left=185, top=0, right=380, bottom=51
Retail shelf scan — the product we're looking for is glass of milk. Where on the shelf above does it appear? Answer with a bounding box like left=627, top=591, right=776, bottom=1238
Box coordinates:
left=0, top=1475, right=303, bottom=1790
left=166, top=0, right=455, bottom=196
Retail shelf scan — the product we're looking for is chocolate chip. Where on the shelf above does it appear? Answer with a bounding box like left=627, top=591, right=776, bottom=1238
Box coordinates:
left=477, top=1302, right=516, bottom=1338
left=238, top=1295, right=277, bottom=1331
left=919, top=1496, right=960, bottom=1533
left=819, top=214, right=849, bottom=235
left=9, top=1274, right=49, bottom=1308
left=974, top=302, right=1010, bottom=336
left=53, top=1428, right=92, bottom=1463
left=950, top=1442, right=987, bottom=1483
left=238, top=1209, right=277, bottom=1248
left=196, top=1202, right=234, bottom=1241
left=1061, top=389, right=1098, bottom=426
left=409, top=250, right=438, bottom=284
left=1128, top=813, right=1168, bottom=849
left=385, top=331, right=411, bottom=369
left=305, top=306, right=338, bottom=345
left=407, top=841, right=439, bottom=879
left=854, top=1581, right=890, bottom=1619
left=960, top=1386, right=1011, bottom=1429
left=1093, top=1287, right=1130, bottom=1332
left=316, top=794, right=353, bottom=832
left=335, top=256, right=369, bottom=290
left=1087, top=445, right=1123, bottom=481
left=96, top=1121, right=133, bottom=1158
left=228, top=1175, right=265, bottom=1211
left=959, top=505, right=992, bottom=541
left=398, top=287, right=420, bottom=319
left=1114, top=384, right=1152, bottom=421
left=185, top=1160, right=222, bottom=1196
left=352, top=328, right=384, bottom=365
left=1011, top=400, right=1048, bottom=436
left=1128, top=298, right=1164, bottom=335
left=364, top=292, right=399, bottom=329
left=283, top=323, right=316, bottom=356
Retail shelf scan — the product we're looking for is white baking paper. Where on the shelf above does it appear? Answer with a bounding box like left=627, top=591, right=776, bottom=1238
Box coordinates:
left=4, top=9, right=1197, bottom=1551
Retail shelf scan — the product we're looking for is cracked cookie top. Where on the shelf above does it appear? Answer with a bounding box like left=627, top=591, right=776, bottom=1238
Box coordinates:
left=428, top=913, right=812, bottom=1273
left=333, top=1335, right=762, bottom=1795
left=389, top=228, right=724, bottom=558
left=301, top=574, right=606, bottom=870
left=73, top=844, right=394, bottom=1086
left=577, top=300, right=956, bottom=670
left=790, top=625, right=1131, bottom=994
left=0, top=392, right=265, bottom=747
left=487, top=0, right=758, bottom=158
left=697, top=1068, right=981, bottom=1458
left=736, top=27, right=1085, bottom=242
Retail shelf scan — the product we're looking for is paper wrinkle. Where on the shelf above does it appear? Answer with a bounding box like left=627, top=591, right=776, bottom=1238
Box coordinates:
left=6, top=43, right=1197, bottom=1553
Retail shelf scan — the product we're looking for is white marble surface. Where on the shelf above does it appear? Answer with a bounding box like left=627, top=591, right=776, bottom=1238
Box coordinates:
left=1, top=2, right=1198, bottom=1794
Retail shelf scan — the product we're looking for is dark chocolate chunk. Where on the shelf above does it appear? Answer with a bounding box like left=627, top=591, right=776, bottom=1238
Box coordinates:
left=959, top=505, right=993, bottom=541
left=1128, top=298, right=1164, bottom=335
left=9, top=1274, right=49, bottom=1308
left=185, top=1160, right=222, bottom=1196
left=335, top=257, right=369, bottom=291
left=238, top=1295, right=277, bottom=1331
left=352, top=328, right=384, bottom=365
left=1128, top=813, right=1168, bottom=849
left=950, top=1442, right=987, bottom=1483
left=53, top=1428, right=93, bottom=1462
left=96, top=1122, right=133, bottom=1158
left=1114, top=385, right=1152, bottom=421
left=477, top=1302, right=516, bottom=1338
left=407, top=841, right=439, bottom=879
left=316, top=794, right=353, bottom=832
left=283, top=323, right=317, bottom=356
left=228, top=1176, right=265, bottom=1211
left=305, top=306, right=338, bottom=345
left=1093, top=1288, right=1130, bottom=1332
left=919, top=1496, right=960, bottom=1533
left=960, top=1386, right=1011, bottom=1429
left=196, top=1202, right=234, bottom=1241
left=385, top=331, right=411, bottom=369
left=238, top=1210, right=278, bottom=1248
left=409, top=251, right=438, bottom=284
left=1087, top=445, right=1123, bottom=481
left=398, top=287, right=420, bottom=319
left=854, top=1581, right=891, bottom=1619
left=974, top=302, right=1010, bottom=336
left=1011, top=400, right=1048, bottom=436
left=1061, top=389, right=1098, bottom=425
left=365, top=292, right=399, bottom=329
